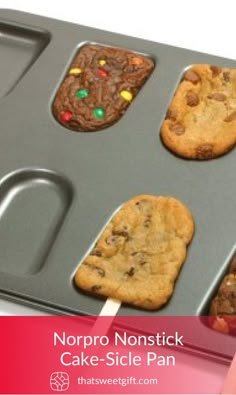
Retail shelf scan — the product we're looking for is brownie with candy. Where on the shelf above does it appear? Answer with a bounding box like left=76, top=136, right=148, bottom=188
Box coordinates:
left=53, top=44, right=154, bottom=132
left=209, top=254, right=236, bottom=335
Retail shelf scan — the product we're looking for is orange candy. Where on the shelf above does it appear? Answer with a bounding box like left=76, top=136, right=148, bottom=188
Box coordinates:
left=131, top=56, right=143, bottom=65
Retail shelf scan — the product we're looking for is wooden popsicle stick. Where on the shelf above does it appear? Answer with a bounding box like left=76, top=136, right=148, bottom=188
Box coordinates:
left=221, top=352, right=236, bottom=394
left=89, top=298, right=121, bottom=338
left=99, top=297, right=121, bottom=317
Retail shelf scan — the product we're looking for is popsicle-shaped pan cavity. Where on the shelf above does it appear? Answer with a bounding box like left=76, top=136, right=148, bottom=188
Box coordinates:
left=53, top=44, right=154, bottom=132
left=0, top=21, right=50, bottom=97
left=0, top=169, right=73, bottom=276
left=74, top=195, right=194, bottom=310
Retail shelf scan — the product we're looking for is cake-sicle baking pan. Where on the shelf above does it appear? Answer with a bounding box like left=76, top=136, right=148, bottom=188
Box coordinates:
left=0, top=9, right=235, bottom=359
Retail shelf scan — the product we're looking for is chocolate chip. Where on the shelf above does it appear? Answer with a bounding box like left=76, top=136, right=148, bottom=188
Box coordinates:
left=210, top=66, right=222, bottom=77
left=143, top=220, right=151, bottom=228
left=106, top=235, right=120, bottom=245
left=186, top=90, right=199, bottom=106
left=131, top=252, right=147, bottom=265
left=91, top=285, right=102, bottom=292
left=135, top=200, right=150, bottom=212
left=208, top=93, right=226, bottom=101
left=90, top=249, right=102, bottom=257
left=143, top=215, right=152, bottom=228
left=223, top=72, right=230, bottom=82
left=166, top=108, right=177, bottom=121
left=126, top=267, right=135, bottom=277
left=184, top=70, right=201, bottom=84
left=84, top=262, right=105, bottom=277
left=112, top=230, right=129, bottom=238
left=224, top=111, right=236, bottom=122
left=170, top=123, right=185, bottom=135
left=196, top=144, right=214, bottom=159
left=95, top=266, right=105, bottom=277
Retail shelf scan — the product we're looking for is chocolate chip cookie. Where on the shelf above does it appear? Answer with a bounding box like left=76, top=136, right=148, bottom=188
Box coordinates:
left=53, top=44, right=154, bottom=132
left=74, top=195, right=194, bottom=310
left=210, top=254, right=236, bottom=334
left=161, top=64, right=236, bottom=159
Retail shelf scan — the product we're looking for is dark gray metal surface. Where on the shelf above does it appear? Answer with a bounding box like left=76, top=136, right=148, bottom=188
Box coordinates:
left=0, top=9, right=235, bottom=356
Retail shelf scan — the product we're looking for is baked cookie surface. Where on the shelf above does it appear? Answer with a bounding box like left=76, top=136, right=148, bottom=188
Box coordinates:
left=161, top=64, right=236, bottom=159
left=74, top=195, right=194, bottom=310
left=53, top=45, right=154, bottom=132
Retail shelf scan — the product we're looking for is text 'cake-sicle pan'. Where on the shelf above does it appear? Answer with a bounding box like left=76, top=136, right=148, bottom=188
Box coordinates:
left=0, top=9, right=235, bottom=360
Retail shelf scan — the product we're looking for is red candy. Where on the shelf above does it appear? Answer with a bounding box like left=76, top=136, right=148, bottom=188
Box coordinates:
left=98, top=68, right=108, bottom=78
left=60, top=111, right=73, bottom=123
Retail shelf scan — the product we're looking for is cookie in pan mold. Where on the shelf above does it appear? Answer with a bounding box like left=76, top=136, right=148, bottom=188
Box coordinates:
left=161, top=64, right=236, bottom=159
left=53, top=44, right=154, bottom=132
left=210, top=254, right=236, bottom=335
left=74, top=194, right=194, bottom=310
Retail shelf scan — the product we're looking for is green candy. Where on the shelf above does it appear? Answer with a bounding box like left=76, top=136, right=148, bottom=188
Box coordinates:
left=76, top=89, right=89, bottom=98
left=93, top=107, right=105, bottom=119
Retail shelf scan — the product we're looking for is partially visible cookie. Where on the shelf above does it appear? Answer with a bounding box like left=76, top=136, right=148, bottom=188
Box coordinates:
left=74, top=195, right=194, bottom=310
left=210, top=274, right=236, bottom=316
left=210, top=273, right=236, bottom=334
left=210, top=253, right=236, bottom=335
left=161, top=64, right=236, bottom=159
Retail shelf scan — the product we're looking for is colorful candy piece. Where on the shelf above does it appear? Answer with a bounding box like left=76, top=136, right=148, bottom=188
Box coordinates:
left=98, top=69, right=108, bottom=78
left=76, top=89, right=89, bottom=98
left=93, top=107, right=105, bottom=119
left=131, top=57, right=143, bottom=65
left=60, top=111, right=73, bottom=123
left=69, top=67, right=82, bottom=75
left=120, top=90, right=133, bottom=102
left=98, top=60, right=106, bottom=66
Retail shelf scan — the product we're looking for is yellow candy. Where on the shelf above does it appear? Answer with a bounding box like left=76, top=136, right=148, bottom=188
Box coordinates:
left=98, top=60, right=106, bottom=66
left=120, top=90, right=133, bottom=102
left=69, top=67, right=82, bottom=75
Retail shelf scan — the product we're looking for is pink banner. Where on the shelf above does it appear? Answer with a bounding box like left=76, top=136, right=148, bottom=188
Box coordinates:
left=0, top=316, right=234, bottom=394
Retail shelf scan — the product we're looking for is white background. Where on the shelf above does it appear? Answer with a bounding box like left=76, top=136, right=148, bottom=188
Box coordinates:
left=1, top=0, right=236, bottom=60
left=0, top=0, right=235, bottom=314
